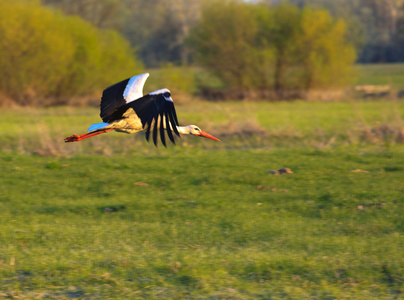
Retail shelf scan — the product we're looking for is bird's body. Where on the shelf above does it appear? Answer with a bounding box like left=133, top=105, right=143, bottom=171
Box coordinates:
left=89, top=108, right=143, bottom=134
left=65, top=73, right=219, bottom=146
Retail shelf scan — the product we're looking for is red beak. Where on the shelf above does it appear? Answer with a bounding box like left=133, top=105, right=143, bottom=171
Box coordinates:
left=199, top=130, right=220, bottom=141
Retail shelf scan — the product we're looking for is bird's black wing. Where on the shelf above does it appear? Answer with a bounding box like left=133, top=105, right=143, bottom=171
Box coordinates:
left=105, top=93, right=180, bottom=147
left=100, top=78, right=130, bottom=122
left=100, top=73, right=149, bottom=122
left=132, top=94, right=180, bottom=147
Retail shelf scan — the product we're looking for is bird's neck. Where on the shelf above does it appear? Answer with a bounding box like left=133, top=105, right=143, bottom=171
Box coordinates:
left=176, top=125, right=191, bottom=135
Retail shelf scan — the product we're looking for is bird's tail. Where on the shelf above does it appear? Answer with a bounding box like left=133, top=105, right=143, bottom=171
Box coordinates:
left=88, top=122, right=109, bottom=132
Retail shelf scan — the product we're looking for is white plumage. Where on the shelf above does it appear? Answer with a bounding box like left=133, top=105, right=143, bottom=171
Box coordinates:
left=123, top=73, right=149, bottom=103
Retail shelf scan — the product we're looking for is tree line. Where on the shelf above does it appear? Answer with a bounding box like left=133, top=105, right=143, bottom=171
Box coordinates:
left=277, top=0, right=404, bottom=63
left=190, top=1, right=355, bottom=96
left=0, top=0, right=399, bottom=104
left=43, top=0, right=404, bottom=65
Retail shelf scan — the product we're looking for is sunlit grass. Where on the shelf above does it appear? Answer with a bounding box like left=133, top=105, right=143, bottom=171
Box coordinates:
left=0, top=99, right=403, bottom=299
left=0, top=148, right=403, bottom=299
left=1, top=99, right=403, bottom=156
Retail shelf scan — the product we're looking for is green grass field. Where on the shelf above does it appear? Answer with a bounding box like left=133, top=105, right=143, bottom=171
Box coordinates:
left=355, top=64, right=404, bottom=89
left=0, top=96, right=403, bottom=299
left=149, top=63, right=404, bottom=94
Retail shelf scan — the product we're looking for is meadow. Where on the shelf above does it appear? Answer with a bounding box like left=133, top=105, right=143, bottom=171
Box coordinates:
left=0, top=65, right=404, bottom=299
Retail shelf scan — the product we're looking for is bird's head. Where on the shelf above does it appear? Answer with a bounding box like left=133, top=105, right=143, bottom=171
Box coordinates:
left=186, top=125, right=220, bottom=141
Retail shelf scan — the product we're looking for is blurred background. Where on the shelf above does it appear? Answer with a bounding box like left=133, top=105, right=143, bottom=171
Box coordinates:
left=0, top=0, right=404, bottom=106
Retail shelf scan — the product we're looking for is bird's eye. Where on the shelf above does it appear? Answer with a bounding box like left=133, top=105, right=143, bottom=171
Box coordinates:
left=164, top=92, right=171, bottom=98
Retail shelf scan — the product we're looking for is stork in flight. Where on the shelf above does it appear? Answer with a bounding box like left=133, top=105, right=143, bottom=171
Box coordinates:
left=64, top=73, right=220, bottom=146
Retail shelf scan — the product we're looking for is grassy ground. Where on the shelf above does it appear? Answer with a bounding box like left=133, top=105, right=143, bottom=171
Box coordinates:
left=1, top=99, right=404, bottom=155
left=0, top=98, right=403, bottom=299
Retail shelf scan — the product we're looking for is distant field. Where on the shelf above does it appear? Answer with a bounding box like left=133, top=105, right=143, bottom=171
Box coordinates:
left=0, top=98, right=403, bottom=299
left=355, top=63, right=404, bottom=89
left=144, top=63, right=404, bottom=96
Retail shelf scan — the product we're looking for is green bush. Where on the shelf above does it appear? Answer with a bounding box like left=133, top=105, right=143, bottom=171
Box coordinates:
left=0, top=0, right=142, bottom=105
left=189, top=0, right=265, bottom=90
left=295, top=7, right=356, bottom=89
left=189, top=0, right=356, bottom=96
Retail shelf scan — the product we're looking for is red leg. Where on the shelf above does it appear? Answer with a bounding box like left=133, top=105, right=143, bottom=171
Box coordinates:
left=64, top=129, right=114, bottom=142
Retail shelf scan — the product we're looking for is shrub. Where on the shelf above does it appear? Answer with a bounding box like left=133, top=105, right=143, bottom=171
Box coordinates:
left=296, top=7, right=356, bottom=89
left=188, top=0, right=266, bottom=90
left=0, top=0, right=142, bottom=105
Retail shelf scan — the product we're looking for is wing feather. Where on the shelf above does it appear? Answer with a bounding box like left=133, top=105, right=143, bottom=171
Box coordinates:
left=100, top=73, right=149, bottom=122
left=171, top=104, right=180, bottom=128
left=152, top=115, right=159, bottom=146
left=168, top=106, right=180, bottom=136
left=159, top=113, right=166, bottom=147
left=144, top=113, right=154, bottom=142
left=165, top=110, right=175, bottom=144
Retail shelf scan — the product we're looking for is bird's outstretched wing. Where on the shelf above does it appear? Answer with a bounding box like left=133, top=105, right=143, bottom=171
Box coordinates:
left=105, top=91, right=181, bottom=147
left=134, top=92, right=180, bottom=147
left=100, top=73, right=149, bottom=122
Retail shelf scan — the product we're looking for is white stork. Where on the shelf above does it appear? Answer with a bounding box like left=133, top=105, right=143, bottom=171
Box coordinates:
left=64, top=73, right=220, bottom=146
